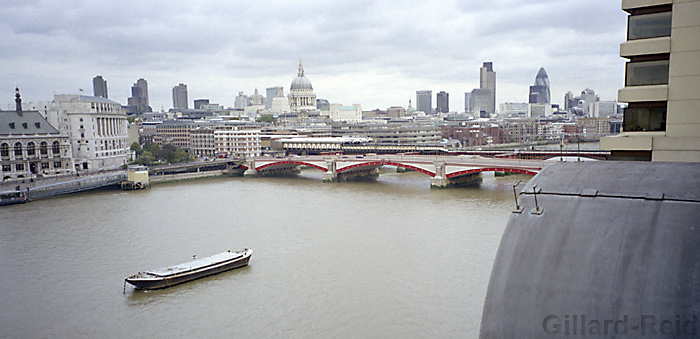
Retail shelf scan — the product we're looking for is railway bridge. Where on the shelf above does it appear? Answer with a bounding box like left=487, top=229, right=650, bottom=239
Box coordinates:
left=242, top=154, right=550, bottom=188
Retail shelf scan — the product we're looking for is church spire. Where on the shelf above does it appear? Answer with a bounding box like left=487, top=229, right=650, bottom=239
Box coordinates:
left=298, top=58, right=304, bottom=77
left=15, top=87, right=23, bottom=115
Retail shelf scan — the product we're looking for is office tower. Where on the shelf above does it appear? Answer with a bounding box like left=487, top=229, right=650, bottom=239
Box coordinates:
left=93, top=75, right=108, bottom=99
left=194, top=99, right=209, bottom=110
left=416, top=90, right=432, bottom=114
left=601, top=0, right=700, bottom=162
left=234, top=92, right=248, bottom=109
left=266, top=86, right=283, bottom=109
left=471, top=89, right=492, bottom=118
left=127, top=78, right=151, bottom=114
left=172, top=83, right=188, bottom=110
left=436, top=91, right=449, bottom=113
left=528, top=68, right=551, bottom=104
left=564, top=91, right=575, bottom=111
left=479, top=62, right=496, bottom=115
left=464, top=92, right=472, bottom=113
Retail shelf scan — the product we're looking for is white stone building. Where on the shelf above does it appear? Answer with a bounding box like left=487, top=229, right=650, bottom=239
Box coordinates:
left=47, top=94, right=129, bottom=172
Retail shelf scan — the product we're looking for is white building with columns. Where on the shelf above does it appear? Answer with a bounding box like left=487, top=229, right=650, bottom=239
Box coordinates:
left=288, top=59, right=317, bottom=112
left=46, top=94, right=129, bottom=172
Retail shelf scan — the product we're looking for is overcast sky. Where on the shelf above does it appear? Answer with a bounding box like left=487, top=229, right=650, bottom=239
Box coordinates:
left=1, top=0, right=627, bottom=112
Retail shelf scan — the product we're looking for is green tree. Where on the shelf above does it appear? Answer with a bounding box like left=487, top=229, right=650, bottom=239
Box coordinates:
left=174, top=149, right=189, bottom=163
left=145, top=142, right=160, bottom=156
left=158, top=143, right=177, bottom=163
left=137, top=151, right=155, bottom=165
left=256, top=114, right=275, bottom=123
left=130, top=142, right=143, bottom=156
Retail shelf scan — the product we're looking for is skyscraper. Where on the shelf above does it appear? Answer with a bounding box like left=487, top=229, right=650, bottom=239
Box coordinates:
left=479, top=62, right=496, bottom=115
left=528, top=68, right=551, bottom=104
left=416, top=90, right=432, bottom=114
left=464, top=92, right=472, bottom=113
left=93, top=75, right=108, bottom=99
left=436, top=91, right=449, bottom=113
left=127, top=78, right=151, bottom=114
left=266, top=86, right=283, bottom=109
left=172, top=83, right=188, bottom=110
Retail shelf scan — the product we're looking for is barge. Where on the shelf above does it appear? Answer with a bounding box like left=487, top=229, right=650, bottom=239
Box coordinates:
left=125, top=248, right=252, bottom=290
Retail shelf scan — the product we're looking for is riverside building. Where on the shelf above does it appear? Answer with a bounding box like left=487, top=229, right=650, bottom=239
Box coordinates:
left=602, top=0, right=700, bottom=161
left=47, top=94, right=129, bottom=172
left=1, top=89, right=74, bottom=180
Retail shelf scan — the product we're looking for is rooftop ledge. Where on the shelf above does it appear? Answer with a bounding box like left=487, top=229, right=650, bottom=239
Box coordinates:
left=620, top=37, right=670, bottom=58
left=622, top=0, right=672, bottom=12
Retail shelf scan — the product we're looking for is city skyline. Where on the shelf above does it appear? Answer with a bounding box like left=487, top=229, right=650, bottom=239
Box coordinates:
left=1, top=1, right=626, bottom=111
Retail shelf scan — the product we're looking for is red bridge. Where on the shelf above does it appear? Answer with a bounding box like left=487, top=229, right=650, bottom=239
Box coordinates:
left=242, top=154, right=561, bottom=188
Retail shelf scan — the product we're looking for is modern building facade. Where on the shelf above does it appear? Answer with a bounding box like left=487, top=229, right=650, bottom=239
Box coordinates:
left=266, top=86, right=283, bottom=109
left=93, top=75, right=108, bottom=99
left=416, top=90, right=432, bottom=115
left=127, top=78, right=151, bottom=115
left=436, top=91, right=449, bottom=113
left=528, top=68, right=551, bottom=104
left=172, top=83, right=188, bottom=110
left=330, top=122, right=441, bottom=144
left=602, top=0, right=700, bottom=162
left=479, top=62, right=496, bottom=115
left=288, top=60, right=317, bottom=112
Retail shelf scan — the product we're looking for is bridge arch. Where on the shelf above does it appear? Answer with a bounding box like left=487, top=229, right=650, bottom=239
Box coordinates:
left=383, top=161, right=436, bottom=177
left=446, top=167, right=538, bottom=179
left=255, top=160, right=327, bottom=172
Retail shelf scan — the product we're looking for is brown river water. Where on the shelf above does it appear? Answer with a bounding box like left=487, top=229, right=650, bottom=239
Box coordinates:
left=0, top=169, right=527, bottom=338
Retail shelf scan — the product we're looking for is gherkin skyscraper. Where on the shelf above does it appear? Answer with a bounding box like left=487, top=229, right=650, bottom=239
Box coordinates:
left=528, top=67, right=551, bottom=104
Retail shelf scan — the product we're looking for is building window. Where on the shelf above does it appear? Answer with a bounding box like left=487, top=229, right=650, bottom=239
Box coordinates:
left=0, top=143, right=8, bottom=158
left=41, top=162, right=49, bottom=170
left=14, top=142, right=22, bottom=157
left=52, top=141, right=61, bottom=156
left=27, top=142, right=36, bottom=156
left=628, top=11, right=672, bottom=40
left=40, top=142, right=48, bottom=156
left=16, top=163, right=24, bottom=171
left=625, top=59, right=669, bottom=86
left=2, top=164, right=10, bottom=172
left=624, top=102, right=666, bottom=132
left=54, top=161, right=62, bottom=169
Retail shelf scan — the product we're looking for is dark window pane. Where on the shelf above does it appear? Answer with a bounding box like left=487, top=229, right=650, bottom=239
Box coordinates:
left=626, top=60, right=669, bottom=86
left=624, top=106, right=667, bottom=132
left=628, top=11, right=672, bottom=40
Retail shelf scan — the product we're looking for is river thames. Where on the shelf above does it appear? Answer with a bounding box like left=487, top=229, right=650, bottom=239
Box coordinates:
left=0, top=169, right=526, bottom=338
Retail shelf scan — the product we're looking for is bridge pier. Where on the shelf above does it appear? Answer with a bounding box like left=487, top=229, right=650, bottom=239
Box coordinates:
left=322, top=159, right=337, bottom=182
left=430, top=161, right=482, bottom=188
left=243, top=160, right=258, bottom=177
left=337, top=168, right=379, bottom=182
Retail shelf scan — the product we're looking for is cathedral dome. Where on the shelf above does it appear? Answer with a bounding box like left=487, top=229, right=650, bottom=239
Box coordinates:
left=290, top=60, right=313, bottom=91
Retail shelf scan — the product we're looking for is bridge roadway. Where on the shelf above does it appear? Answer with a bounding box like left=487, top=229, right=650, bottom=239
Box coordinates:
left=243, top=154, right=550, bottom=188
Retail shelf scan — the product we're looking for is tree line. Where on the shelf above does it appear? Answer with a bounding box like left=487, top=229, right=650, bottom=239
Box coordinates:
left=130, top=142, right=190, bottom=166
